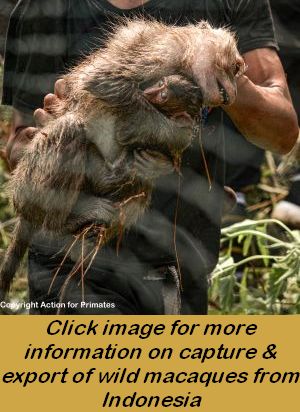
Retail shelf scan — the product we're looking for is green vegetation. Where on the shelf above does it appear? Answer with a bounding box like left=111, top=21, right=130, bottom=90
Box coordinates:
left=209, top=219, right=300, bottom=314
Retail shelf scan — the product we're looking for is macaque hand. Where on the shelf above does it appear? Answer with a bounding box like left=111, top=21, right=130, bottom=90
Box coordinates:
left=134, top=149, right=174, bottom=180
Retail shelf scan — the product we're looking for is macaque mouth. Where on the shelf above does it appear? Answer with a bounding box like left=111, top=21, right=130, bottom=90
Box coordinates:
left=217, top=81, right=230, bottom=105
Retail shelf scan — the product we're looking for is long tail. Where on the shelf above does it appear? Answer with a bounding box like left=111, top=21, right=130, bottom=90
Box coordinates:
left=0, top=218, right=33, bottom=295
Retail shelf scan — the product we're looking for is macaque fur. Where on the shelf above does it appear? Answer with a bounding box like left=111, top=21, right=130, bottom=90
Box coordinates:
left=0, top=19, right=244, bottom=294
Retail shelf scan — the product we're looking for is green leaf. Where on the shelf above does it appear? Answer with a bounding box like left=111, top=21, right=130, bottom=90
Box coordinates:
left=218, top=271, right=236, bottom=313
left=242, top=234, right=253, bottom=256
left=256, top=228, right=270, bottom=266
left=239, top=270, right=248, bottom=312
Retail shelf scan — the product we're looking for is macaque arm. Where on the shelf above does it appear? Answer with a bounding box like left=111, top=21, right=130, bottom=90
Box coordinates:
left=116, top=108, right=190, bottom=155
left=224, top=48, right=298, bottom=154
left=65, top=194, right=118, bottom=233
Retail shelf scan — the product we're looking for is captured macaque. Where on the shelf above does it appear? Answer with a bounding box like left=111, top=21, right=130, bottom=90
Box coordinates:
left=0, top=19, right=245, bottom=295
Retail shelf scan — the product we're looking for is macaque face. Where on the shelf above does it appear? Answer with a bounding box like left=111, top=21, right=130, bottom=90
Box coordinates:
left=187, top=25, right=246, bottom=107
left=140, top=24, right=246, bottom=110
left=143, top=75, right=203, bottom=127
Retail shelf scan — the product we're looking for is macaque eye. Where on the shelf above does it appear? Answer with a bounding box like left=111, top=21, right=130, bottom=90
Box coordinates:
left=233, top=61, right=247, bottom=77
left=158, top=80, right=164, bottom=87
left=161, top=90, right=168, bottom=99
left=233, top=62, right=241, bottom=76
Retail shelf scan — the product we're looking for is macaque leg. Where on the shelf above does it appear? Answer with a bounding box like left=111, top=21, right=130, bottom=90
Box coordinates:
left=10, top=113, right=87, bottom=232
left=67, top=149, right=152, bottom=234
left=66, top=150, right=136, bottom=233
left=84, top=145, right=136, bottom=195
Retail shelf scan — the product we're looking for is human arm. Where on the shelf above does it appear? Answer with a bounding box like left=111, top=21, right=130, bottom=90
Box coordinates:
left=223, top=47, right=299, bottom=154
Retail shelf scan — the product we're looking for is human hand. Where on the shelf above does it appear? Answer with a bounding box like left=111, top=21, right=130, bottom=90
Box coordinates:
left=134, top=149, right=174, bottom=180
left=7, top=79, right=66, bottom=170
left=34, top=78, right=66, bottom=126
left=7, top=126, right=37, bottom=170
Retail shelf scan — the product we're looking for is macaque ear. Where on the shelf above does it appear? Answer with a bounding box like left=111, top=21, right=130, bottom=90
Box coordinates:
left=143, top=79, right=169, bottom=105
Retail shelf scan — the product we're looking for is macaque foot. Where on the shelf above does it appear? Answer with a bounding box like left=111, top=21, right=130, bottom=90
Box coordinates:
left=134, top=149, right=174, bottom=180
left=65, top=195, right=118, bottom=233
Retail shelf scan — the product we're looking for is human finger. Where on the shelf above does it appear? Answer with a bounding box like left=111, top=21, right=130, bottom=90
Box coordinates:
left=43, top=93, right=59, bottom=112
left=7, top=127, right=37, bottom=170
left=34, top=108, right=53, bottom=127
left=54, top=78, right=67, bottom=98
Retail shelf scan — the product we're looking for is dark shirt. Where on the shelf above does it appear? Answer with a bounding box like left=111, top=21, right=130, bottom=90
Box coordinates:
left=1, top=0, right=277, bottom=313
left=3, top=0, right=277, bottom=112
left=270, top=0, right=300, bottom=56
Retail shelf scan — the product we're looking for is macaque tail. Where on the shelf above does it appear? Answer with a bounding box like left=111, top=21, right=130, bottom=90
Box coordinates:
left=0, top=218, right=33, bottom=295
